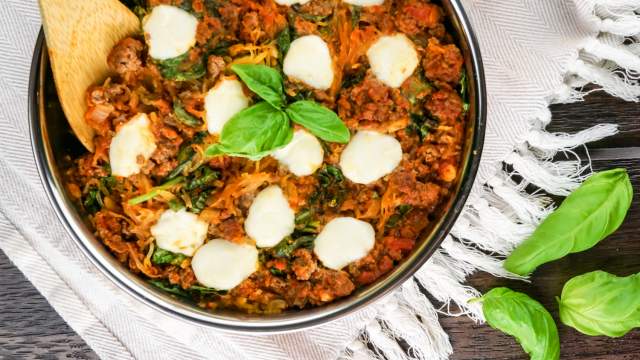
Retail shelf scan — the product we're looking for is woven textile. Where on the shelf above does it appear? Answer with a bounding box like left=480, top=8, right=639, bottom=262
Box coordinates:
left=1, top=1, right=638, bottom=359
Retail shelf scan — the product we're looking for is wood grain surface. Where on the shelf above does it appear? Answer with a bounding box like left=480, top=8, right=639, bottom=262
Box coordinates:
left=0, top=90, right=638, bottom=358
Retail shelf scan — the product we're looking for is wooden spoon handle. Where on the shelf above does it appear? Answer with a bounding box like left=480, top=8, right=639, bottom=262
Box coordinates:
left=39, top=0, right=140, bottom=152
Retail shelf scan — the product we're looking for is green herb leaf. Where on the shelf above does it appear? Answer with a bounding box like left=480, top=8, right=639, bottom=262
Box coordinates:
left=459, top=71, right=470, bottom=113
left=148, top=280, right=224, bottom=299
left=168, top=198, right=185, bottom=211
left=83, top=187, right=103, bottom=214
left=167, top=131, right=207, bottom=180
left=310, top=165, right=347, bottom=208
left=190, top=188, right=213, bottom=214
left=286, top=100, right=350, bottom=143
left=558, top=270, right=640, bottom=337
left=151, top=247, right=188, bottom=266
left=231, top=64, right=285, bottom=109
left=386, top=204, right=413, bottom=229
left=205, top=102, right=293, bottom=160
left=475, top=288, right=560, bottom=360
left=277, top=27, right=291, bottom=59
left=155, top=53, right=206, bottom=81
left=270, top=268, right=287, bottom=277
left=128, top=176, right=185, bottom=205
left=185, top=166, right=219, bottom=191
left=504, top=169, right=633, bottom=276
left=174, top=100, right=203, bottom=127
left=273, top=235, right=315, bottom=258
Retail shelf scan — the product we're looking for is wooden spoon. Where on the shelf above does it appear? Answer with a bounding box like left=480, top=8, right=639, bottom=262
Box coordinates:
left=38, top=0, right=140, bottom=152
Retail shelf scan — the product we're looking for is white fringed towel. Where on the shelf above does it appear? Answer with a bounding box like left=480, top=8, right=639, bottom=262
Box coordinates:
left=0, top=1, right=638, bottom=359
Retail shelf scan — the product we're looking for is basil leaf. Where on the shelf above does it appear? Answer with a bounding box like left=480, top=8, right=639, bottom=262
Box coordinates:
left=205, top=102, right=293, bottom=160
left=151, top=247, right=188, bottom=266
left=174, top=100, right=202, bottom=127
left=286, top=100, right=350, bottom=143
left=231, top=64, right=285, bottom=109
left=475, top=288, right=560, bottom=360
left=504, top=168, right=633, bottom=276
left=558, top=270, right=640, bottom=337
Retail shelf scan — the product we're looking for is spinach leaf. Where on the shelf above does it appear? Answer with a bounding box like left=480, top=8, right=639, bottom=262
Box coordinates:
left=151, top=247, right=188, bottom=266
left=459, top=71, right=469, bottom=113
left=149, top=280, right=190, bottom=298
left=128, top=176, right=185, bottom=205
left=558, top=270, right=640, bottom=337
left=205, top=102, right=293, bottom=160
left=342, top=67, right=366, bottom=89
left=270, top=268, right=287, bottom=277
left=294, top=208, right=320, bottom=234
left=407, top=113, right=437, bottom=142
left=148, top=280, right=223, bottom=299
left=273, top=235, right=315, bottom=258
left=386, top=205, right=413, bottom=229
left=185, top=166, right=219, bottom=191
left=504, top=169, right=633, bottom=276
left=190, top=188, right=213, bottom=214
left=83, top=187, right=103, bottom=214
left=277, top=27, right=291, bottom=59
left=174, top=100, right=203, bottom=127
left=155, top=53, right=206, bottom=81
left=474, top=288, right=560, bottom=360
left=167, top=131, right=207, bottom=180
left=231, top=64, right=285, bottom=109
left=168, top=198, right=185, bottom=211
left=310, top=165, right=347, bottom=208
left=286, top=100, right=350, bottom=143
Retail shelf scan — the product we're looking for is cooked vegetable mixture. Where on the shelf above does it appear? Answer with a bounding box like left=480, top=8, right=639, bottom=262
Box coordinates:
left=65, top=0, right=468, bottom=314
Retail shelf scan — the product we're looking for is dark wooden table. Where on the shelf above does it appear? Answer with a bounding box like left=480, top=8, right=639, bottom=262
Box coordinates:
left=0, top=91, right=638, bottom=359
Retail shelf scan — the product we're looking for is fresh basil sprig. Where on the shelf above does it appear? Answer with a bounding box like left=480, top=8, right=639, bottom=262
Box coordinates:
left=473, top=288, right=560, bottom=360
left=286, top=100, right=350, bottom=143
left=231, top=64, right=285, bottom=109
left=205, top=64, right=350, bottom=160
left=205, top=102, right=293, bottom=160
left=504, top=168, right=633, bottom=276
left=558, top=270, right=640, bottom=337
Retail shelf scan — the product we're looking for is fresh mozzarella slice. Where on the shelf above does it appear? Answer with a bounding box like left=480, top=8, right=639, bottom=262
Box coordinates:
left=314, top=217, right=375, bottom=270
left=367, top=34, right=419, bottom=88
left=272, top=130, right=324, bottom=176
left=191, top=239, right=258, bottom=290
left=343, top=0, right=385, bottom=6
left=244, top=185, right=295, bottom=248
left=143, top=5, right=199, bottom=60
left=109, top=113, right=157, bottom=177
left=339, top=130, right=402, bottom=184
left=283, top=35, right=334, bottom=90
left=151, top=208, right=208, bottom=256
left=205, top=78, right=250, bottom=135
left=275, top=0, right=311, bottom=5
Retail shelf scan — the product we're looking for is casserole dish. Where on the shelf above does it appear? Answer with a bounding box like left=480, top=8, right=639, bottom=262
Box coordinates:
left=29, top=0, right=485, bottom=333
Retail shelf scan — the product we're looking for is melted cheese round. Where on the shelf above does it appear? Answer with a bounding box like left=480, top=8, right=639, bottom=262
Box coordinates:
left=143, top=5, right=199, bottom=60
left=272, top=130, right=324, bottom=176
left=205, top=78, right=250, bottom=135
left=314, top=217, right=375, bottom=270
left=274, top=0, right=311, bottom=5
left=191, top=239, right=258, bottom=290
left=150, top=209, right=208, bottom=256
left=339, top=130, right=402, bottom=184
left=109, top=114, right=157, bottom=177
left=283, top=35, right=334, bottom=90
left=244, top=185, right=295, bottom=248
left=343, top=0, right=385, bottom=6
left=367, top=34, right=419, bottom=88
